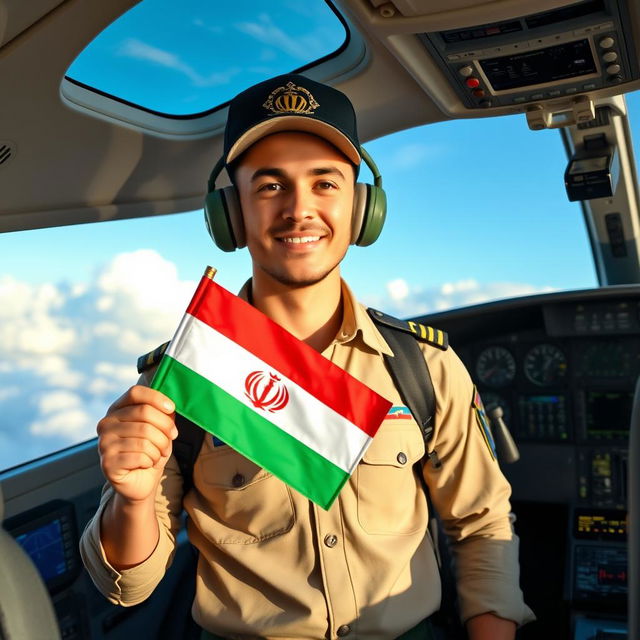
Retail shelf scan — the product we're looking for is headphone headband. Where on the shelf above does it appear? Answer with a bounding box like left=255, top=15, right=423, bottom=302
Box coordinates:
left=204, top=144, right=386, bottom=251
left=207, top=146, right=382, bottom=191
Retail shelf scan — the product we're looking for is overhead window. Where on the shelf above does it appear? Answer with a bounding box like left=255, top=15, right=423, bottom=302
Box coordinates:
left=65, top=0, right=348, bottom=117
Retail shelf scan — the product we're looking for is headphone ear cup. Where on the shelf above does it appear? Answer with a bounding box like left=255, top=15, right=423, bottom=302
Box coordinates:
left=204, top=187, right=246, bottom=252
left=351, top=183, right=367, bottom=245
left=352, top=183, right=387, bottom=247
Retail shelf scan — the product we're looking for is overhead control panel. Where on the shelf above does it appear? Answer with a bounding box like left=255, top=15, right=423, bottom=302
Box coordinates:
left=419, top=0, right=639, bottom=109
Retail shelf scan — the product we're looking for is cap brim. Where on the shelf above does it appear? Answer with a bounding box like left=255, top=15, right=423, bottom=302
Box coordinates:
left=226, top=116, right=361, bottom=165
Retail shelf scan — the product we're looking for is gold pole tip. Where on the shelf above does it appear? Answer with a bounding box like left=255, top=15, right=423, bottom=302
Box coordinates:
left=204, top=266, right=217, bottom=280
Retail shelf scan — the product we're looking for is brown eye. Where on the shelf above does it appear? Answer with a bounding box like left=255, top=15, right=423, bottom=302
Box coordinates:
left=258, top=183, right=283, bottom=193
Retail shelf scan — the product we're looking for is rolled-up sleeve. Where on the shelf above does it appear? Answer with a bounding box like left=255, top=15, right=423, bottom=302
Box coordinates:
left=423, top=347, right=536, bottom=626
left=79, top=454, right=185, bottom=606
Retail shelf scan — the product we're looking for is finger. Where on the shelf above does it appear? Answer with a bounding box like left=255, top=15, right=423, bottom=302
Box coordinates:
left=112, top=422, right=175, bottom=454
left=113, top=435, right=167, bottom=465
left=102, top=451, right=157, bottom=477
left=108, top=385, right=175, bottom=416
left=103, top=404, right=178, bottom=440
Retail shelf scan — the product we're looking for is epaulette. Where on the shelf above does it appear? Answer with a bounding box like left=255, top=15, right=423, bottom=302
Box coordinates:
left=367, top=308, right=449, bottom=351
left=137, top=341, right=170, bottom=374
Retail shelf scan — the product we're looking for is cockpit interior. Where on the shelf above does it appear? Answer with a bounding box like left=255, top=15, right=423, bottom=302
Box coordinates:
left=1, top=0, right=639, bottom=638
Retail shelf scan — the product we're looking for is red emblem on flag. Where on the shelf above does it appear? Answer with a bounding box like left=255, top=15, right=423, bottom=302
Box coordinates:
left=245, top=371, right=290, bottom=412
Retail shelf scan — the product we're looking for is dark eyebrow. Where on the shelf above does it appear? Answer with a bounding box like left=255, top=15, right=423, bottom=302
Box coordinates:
left=250, top=168, right=287, bottom=182
left=250, top=166, right=347, bottom=182
left=309, top=166, right=347, bottom=181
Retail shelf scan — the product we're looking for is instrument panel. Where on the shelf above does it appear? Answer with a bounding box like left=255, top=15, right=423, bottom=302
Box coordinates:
left=413, top=287, right=638, bottom=630
left=466, top=335, right=639, bottom=445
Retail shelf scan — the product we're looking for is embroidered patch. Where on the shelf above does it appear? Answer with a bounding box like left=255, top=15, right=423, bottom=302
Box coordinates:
left=472, top=387, right=496, bottom=461
left=386, top=406, right=412, bottom=420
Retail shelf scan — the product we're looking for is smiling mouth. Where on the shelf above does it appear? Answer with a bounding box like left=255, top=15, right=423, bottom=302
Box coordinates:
left=280, top=236, right=322, bottom=244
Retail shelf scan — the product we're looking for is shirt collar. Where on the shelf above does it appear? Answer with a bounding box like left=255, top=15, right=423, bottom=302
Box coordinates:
left=337, top=280, right=393, bottom=356
left=236, top=278, right=393, bottom=356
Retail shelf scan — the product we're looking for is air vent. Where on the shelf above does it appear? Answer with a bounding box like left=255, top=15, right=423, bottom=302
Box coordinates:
left=0, top=141, right=15, bottom=167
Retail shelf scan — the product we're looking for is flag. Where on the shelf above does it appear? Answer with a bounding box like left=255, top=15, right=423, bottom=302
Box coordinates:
left=151, top=268, right=392, bottom=509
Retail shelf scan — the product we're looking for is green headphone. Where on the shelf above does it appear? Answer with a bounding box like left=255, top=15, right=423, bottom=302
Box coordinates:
left=204, top=146, right=387, bottom=252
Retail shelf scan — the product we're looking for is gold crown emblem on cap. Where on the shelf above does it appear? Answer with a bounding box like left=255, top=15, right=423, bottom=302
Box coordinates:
left=263, top=81, right=320, bottom=115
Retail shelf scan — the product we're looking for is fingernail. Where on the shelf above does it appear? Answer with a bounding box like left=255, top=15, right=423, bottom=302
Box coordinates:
left=163, top=400, right=175, bottom=413
left=171, top=427, right=179, bottom=439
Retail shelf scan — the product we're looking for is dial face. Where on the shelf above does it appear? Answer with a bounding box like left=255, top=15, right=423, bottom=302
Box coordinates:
left=475, top=346, right=516, bottom=388
left=523, top=344, right=568, bottom=386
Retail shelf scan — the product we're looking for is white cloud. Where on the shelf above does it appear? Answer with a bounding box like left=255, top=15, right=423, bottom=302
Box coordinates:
left=117, top=39, right=241, bottom=87
left=366, top=278, right=555, bottom=317
left=386, top=278, right=410, bottom=302
left=30, top=408, right=95, bottom=439
left=235, top=14, right=330, bottom=61
left=0, top=386, right=20, bottom=403
left=38, top=390, right=82, bottom=414
left=0, top=250, right=194, bottom=469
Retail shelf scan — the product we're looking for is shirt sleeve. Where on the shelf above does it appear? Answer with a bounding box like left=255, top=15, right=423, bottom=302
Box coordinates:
left=78, top=369, right=185, bottom=606
left=79, top=454, right=185, bottom=606
left=422, top=346, right=536, bottom=626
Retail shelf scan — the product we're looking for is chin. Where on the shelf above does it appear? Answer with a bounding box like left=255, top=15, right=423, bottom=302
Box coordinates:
left=261, top=264, right=340, bottom=289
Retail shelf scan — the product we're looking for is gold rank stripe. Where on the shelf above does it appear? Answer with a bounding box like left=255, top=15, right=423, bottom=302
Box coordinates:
left=407, top=321, right=445, bottom=347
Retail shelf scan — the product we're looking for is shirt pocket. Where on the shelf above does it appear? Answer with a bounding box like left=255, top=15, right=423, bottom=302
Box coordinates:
left=356, top=424, right=425, bottom=535
left=194, top=447, right=295, bottom=544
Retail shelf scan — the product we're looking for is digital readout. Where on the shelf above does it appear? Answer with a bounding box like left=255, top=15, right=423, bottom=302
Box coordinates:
left=574, top=509, right=627, bottom=541
left=480, top=39, right=596, bottom=91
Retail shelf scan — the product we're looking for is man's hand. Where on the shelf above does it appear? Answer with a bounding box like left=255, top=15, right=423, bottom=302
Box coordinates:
left=97, top=385, right=178, bottom=504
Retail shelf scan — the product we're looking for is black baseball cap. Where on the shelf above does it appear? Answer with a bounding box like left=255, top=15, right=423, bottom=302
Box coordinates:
left=224, top=74, right=361, bottom=166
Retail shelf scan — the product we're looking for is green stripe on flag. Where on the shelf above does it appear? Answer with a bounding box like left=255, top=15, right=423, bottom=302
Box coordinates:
left=153, top=356, right=350, bottom=510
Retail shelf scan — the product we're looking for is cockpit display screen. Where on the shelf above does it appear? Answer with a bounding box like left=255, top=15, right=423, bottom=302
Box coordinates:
left=574, top=508, right=627, bottom=541
left=15, top=519, right=67, bottom=583
left=6, top=499, right=78, bottom=592
left=585, top=390, right=632, bottom=439
left=479, top=39, right=596, bottom=91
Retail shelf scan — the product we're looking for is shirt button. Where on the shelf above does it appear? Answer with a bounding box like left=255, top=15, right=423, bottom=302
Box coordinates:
left=337, top=624, right=351, bottom=636
left=397, top=452, right=408, bottom=465
left=231, top=473, right=245, bottom=487
left=324, top=534, right=338, bottom=548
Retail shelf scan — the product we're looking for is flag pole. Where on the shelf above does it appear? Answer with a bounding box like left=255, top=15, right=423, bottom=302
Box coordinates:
left=204, top=266, right=217, bottom=280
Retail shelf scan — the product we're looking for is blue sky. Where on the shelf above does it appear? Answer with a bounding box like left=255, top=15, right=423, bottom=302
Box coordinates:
left=1, top=0, right=639, bottom=469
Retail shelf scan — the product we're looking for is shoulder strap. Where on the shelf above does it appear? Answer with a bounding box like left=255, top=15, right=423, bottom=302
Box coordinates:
left=368, top=307, right=446, bottom=453
left=172, top=415, right=204, bottom=495
left=369, top=309, right=462, bottom=633
left=367, top=308, right=440, bottom=459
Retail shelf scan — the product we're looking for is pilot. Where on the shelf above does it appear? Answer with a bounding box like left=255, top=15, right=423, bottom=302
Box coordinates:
left=80, top=74, right=535, bottom=639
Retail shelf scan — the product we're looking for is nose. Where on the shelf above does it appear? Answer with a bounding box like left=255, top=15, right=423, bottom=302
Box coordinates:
left=283, top=186, right=315, bottom=222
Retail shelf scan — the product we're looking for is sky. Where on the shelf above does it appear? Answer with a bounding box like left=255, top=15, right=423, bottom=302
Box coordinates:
left=1, top=0, right=639, bottom=470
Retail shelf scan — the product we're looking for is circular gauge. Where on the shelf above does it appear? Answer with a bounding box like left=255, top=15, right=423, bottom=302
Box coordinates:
left=479, top=391, right=512, bottom=424
left=475, top=346, right=516, bottom=388
left=523, top=344, right=568, bottom=387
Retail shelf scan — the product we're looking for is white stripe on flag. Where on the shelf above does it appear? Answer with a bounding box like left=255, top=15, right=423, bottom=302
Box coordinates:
left=166, top=315, right=372, bottom=473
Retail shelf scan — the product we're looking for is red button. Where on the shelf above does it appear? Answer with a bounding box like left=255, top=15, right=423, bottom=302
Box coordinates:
left=465, top=77, right=480, bottom=88
left=472, top=88, right=485, bottom=98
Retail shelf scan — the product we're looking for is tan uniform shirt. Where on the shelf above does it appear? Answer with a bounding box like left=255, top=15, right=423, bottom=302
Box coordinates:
left=80, top=281, right=534, bottom=639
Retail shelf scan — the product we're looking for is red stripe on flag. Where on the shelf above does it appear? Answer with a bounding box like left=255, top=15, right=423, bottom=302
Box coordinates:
left=185, top=276, right=390, bottom=437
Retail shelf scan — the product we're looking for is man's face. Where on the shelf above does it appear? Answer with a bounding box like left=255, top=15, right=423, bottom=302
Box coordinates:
left=234, top=131, right=356, bottom=289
